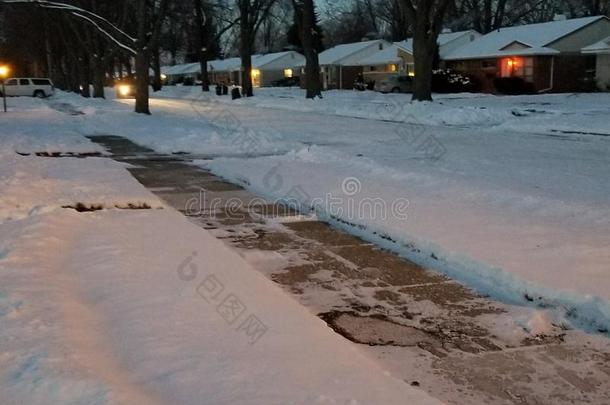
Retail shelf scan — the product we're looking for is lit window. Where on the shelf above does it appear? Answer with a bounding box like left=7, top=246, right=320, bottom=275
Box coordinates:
left=284, top=68, right=293, bottom=78
left=389, top=64, right=397, bottom=72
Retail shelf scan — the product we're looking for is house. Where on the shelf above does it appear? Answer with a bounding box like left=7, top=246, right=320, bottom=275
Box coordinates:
left=249, top=51, right=305, bottom=87
left=208, top=57, right=241, bottom=85
left=356, top=30, right=481, bottom=83
left=162, top=62, right=200, bottom=83
left=163, top=51, right=305, bottom=87
left=311, top=39, right=393, bottom=89
left=444, top=15, right=610, bottom=93
left=582, top=36, right=610, bottom=90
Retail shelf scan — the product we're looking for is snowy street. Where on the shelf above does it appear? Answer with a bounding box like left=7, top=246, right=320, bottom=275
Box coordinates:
left=142, top=89, right=610, bottom=326
left=1, top=90, right=610, bottom=404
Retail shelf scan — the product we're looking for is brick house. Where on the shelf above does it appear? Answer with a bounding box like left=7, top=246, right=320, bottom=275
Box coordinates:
left=444, top=16, right=610, bottom=93
left=356, top=30, right=481, bottom=84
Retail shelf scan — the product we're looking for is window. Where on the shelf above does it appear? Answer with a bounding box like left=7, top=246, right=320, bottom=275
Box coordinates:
left=406, top=63, right=415, bottom=76
left=500, top=57, right=534, bottom=81
left=283, top=68, right=293, bottom=78
left=19, top=79, right=30, bottom=85
left=32, top=79, right=51, bottom=85
left=388, top=64, right=397, bottom=72
left=5, top=79, right=17, bottom=86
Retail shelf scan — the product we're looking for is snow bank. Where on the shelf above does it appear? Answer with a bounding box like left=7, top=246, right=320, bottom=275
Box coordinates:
left=157, top=86, right=610, bottom=136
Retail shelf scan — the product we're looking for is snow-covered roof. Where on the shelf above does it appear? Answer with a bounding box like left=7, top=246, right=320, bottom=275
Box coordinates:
left=318, top=40, right=390, bottom=65
left=354, top=45, right=401, bottom=66
left=396, top=30, right=479, bottom=54
left=208, top=57, right=241, bottom=72
left=251, top=51, right=305, bottom=69
left=445, top=16, right=608, bottom=60
left=582, top=35, right=610, bottom=53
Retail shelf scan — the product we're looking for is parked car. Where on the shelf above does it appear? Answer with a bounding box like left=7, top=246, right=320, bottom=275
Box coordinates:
left=375, top=75, right=413, bottom=93
left=271, top=76, right=300, bottom=87
left=0, top=78, right=55, bottom=98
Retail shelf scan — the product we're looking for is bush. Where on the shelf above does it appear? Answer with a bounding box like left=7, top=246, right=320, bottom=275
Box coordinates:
left=432, top=69, right=478, bottom=93
left=493, top=77, right=536, bottom=95
left=182, top=77, right=195, bottom=86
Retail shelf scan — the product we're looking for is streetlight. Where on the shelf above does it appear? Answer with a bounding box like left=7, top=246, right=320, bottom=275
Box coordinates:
left=0, top=65, right=9, bottom=112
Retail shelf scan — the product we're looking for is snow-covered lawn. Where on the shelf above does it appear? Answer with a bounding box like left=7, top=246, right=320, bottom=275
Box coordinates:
left=0, top=97, right=439, bottom=404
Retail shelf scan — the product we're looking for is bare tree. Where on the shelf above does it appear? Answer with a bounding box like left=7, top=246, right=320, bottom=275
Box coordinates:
left=293, top=0, right=322, bottom=98
left=398, top=0, right=452, bottom=101
left=237, top=0, right=276, bottom=97
left=134, top=0, right=168, bottom=114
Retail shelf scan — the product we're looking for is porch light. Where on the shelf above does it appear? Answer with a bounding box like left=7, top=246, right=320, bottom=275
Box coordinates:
left=0, top=65, right=9, bottom=78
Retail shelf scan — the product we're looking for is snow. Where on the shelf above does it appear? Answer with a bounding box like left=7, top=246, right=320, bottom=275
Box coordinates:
left=318, top=40, right=391, bottom=66
left=582, top=35, right=610, bottom=53
left=445, top=15, right=607, bottom=60
left=396, top=30, right=481, bottom=58
left=0, top=95, right=440, bottom=404
left=354, top=44, right=402, bottom=66
left=252, top=51, right=305, bottom=69
left=146, top=87, right=610, bottom=332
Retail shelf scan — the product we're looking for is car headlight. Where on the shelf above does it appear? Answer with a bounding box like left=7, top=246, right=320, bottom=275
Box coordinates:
left=118, top=85, right=131, bottom=96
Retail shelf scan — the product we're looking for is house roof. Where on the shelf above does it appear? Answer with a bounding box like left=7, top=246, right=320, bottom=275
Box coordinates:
left=251, top=51, right=304, bottom=68
left=396, top=30, right=479, bottom=55
left=444, top=15, right=607, bottom=60
left=318, top=39, right=390, bottom=65
left=353, top=30, right=480, bottom=66
left=582, top=35, right=610, bottom=53
left=354, top=44, right=402, bottom=66
left=208, top=57, right=241, bottom=72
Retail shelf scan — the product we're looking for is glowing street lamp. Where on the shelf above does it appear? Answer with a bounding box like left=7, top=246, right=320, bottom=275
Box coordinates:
left=0, top=65, right=10, bottom=113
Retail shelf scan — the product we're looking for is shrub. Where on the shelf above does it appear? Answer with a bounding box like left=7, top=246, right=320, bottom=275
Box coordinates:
left=493, top=77, right=536, bottom=95
left=432, top=69, right=479, bottom=93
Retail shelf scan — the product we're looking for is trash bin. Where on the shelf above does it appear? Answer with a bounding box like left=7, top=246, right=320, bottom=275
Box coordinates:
left=222, top=85, right=228, bottom=95
left=215, top=84, right=222, bottom=96
left=231, top=87, right=241, bottom=100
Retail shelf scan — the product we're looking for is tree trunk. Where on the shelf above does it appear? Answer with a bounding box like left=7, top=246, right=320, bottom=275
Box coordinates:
left=240, top=29, right=254, bottom=97
left=135, top=51, right=150, bottom=114
left=80, top=54, right=91, bottom=97
left=152, top=47, right=162, bottom=92
left=301, top=0, right=322, bottom=99
left=194, top=0, right=210, bottom=91
left=134, top=0, right=150, bottom=114
left=92, top=58, right=105, bottom=98
left=411, top=28, right=434, bottom=101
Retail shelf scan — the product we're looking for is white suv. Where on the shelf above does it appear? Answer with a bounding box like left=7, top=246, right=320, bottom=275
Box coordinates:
left=1, top=78, right=55, bottom=98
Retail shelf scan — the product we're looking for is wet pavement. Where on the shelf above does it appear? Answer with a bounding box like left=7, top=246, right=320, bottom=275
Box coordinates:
left=88, top=135, right=610, bottom=405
